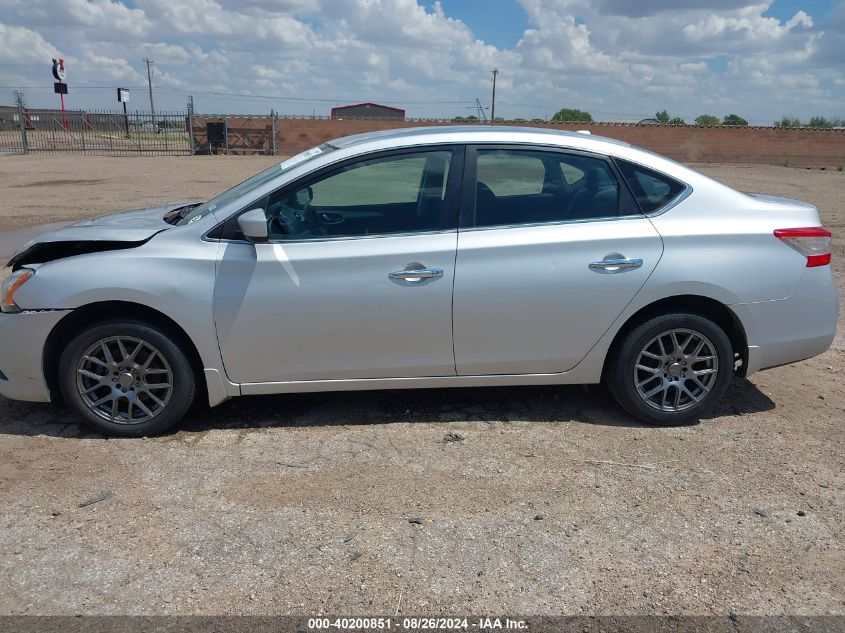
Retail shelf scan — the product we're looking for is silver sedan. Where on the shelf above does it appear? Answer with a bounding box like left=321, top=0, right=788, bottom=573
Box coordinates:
left=0, top=127, right=837, bottom=436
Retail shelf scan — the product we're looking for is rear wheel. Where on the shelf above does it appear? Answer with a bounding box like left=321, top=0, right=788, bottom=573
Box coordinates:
left=59, top=321, right=195, bottom=436
left=606, top=313, right=734, bottom=425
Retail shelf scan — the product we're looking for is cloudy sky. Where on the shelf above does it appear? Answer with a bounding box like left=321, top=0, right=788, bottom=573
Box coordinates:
left=0, top=0, right=843, bottom=123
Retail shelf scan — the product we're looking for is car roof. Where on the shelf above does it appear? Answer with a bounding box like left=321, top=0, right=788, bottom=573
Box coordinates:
left=327, top=125, right=632, bottom=152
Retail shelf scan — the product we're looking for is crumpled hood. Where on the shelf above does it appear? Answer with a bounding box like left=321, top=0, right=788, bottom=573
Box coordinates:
left=8, top=202, right=194, bottom=269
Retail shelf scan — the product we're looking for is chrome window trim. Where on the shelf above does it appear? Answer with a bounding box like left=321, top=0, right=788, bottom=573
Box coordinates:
left=461, top=143, right=641, bottom=230
left=204, top=144, right=463, bottom=243
left=200, top=141, right=693, bottom=243
left=643, top=184, right=693, bottom=217
left=456, top=212, right=649, bottom=234
left=207, top=227, right=459, bottom=245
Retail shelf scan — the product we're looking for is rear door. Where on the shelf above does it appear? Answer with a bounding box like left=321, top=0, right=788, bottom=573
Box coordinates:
left=452, top=145, right=664, bottom=375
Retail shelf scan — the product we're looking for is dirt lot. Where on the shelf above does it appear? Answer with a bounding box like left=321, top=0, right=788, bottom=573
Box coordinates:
left=0, top=155, right=843, bottom=616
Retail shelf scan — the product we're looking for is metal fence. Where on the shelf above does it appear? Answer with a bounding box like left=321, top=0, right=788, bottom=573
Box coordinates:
left=191, top=114, right=277, bottom=155
left=0, top=106, right=192, bottom=155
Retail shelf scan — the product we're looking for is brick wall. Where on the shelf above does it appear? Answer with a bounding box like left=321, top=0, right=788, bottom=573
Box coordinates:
left=200, top=117, right=845, bottom=167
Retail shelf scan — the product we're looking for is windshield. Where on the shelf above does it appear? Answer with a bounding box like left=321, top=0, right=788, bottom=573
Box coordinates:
left=177, top=144, right=335, bottom=225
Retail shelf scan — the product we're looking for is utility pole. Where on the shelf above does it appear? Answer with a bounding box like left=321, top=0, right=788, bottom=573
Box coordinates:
left=144, top=57, right=157, bottom=133
left=490, top=67, right=499, bottom=122
left=187, top=95, right=195, bottom=155
left=14, top=90, right=28, bottom=154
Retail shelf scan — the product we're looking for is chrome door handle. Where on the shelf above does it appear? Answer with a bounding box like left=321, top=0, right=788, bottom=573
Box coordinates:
left=388, top=267, right=444, bottom=281
left=588, top=258, right=643, bottom=274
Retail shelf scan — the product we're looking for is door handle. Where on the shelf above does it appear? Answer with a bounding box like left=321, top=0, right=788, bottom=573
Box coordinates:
left=588, top=258, right=643, bottom=274
left=388, top=267, right=444, bottom=282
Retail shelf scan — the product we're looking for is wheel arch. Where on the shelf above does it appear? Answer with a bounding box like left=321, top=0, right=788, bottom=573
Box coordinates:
left=43, top=301, right=207, bottom=403
left=603, top=294, right=749, bottom=378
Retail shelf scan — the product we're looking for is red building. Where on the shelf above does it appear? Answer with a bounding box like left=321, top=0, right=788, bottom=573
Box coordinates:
left=330, top=102, right=405, bottom=120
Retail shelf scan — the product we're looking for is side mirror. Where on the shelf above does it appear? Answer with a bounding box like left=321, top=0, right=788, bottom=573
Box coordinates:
left=238, top=208, right=269, bottom=243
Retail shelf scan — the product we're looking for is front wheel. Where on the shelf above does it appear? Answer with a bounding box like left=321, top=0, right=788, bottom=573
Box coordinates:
left=59, top=321, right=196, bottom=437
left=605, top=313, right=734, bottom=425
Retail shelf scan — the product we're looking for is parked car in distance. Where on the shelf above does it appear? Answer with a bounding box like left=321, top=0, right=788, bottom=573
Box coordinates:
left=0, top=127, right=837, bottom=436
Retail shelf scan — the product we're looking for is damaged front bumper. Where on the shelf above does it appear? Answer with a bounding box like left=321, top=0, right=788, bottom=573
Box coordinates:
left=0, top=309, right=71, bottom=402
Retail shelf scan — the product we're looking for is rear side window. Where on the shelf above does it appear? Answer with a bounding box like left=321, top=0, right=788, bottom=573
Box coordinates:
left=472, top=149, right=638, bottom=228
left=477, top=153, right=545, bottom=196
left=615, top=159, right=686, bottom=213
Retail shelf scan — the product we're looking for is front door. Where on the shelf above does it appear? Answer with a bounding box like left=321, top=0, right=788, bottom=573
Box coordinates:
left=214, top=148, right=461, bottom=384
left=453, top=146, right=664, bottom=375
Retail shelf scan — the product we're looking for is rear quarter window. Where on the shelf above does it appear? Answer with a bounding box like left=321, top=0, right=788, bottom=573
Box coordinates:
left=615, top=159, right=686, bottom=213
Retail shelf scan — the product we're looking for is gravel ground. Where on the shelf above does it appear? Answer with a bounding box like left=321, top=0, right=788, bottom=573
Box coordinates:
left=0, top=155, right=842, bottom=616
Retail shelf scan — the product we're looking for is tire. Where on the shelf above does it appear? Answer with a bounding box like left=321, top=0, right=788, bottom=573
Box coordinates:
left=58, top=320, right=196, bottom=437
left=605, top=313, right=734, bottom=426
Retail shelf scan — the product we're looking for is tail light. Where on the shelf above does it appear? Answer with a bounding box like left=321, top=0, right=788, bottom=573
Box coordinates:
left=774, top=227, right=832, bottom=267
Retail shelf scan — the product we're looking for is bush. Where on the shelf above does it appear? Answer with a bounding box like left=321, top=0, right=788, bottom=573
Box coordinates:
left=807, top=116, right=844, bottom=128
left=775, top=117, right=802, bottom=128
left=655, top=110, right=684, bottom=125
left=722, top=114, right=748, bottom=126
left=551, top=108, right=594, bottom=123
left=694, top=114, right=720, bottom=126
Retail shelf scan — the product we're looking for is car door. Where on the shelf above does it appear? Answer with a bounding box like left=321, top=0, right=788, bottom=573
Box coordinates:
left=453, top=145, right=664, bottom=376
left=213, top=147, right=462, bottom=384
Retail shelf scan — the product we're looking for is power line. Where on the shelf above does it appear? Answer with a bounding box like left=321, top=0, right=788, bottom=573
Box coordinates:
left=0, top=84, right=481, bottom=106
left=0, top=84, right=776, bottom=124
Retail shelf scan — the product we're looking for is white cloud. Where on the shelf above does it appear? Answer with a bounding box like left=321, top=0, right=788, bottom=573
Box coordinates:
left=0, top=22, right=59, bottom=64
left=0, top=0, right=842, bottom=124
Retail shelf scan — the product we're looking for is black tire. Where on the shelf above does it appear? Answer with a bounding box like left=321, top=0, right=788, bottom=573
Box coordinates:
left=605, top=313, right=734, bottom=426
left=58, top=320, right=196, bottom=437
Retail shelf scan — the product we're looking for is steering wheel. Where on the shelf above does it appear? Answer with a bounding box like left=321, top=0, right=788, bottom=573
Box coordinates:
left=268, top=186, right=329, bottom=237
left=269, top=206, right=305, bottom=237
left=304, top=203, right=327, bottom=236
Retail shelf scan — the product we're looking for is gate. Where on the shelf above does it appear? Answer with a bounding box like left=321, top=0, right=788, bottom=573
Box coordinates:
left=191, top=114, right=277, bottom=155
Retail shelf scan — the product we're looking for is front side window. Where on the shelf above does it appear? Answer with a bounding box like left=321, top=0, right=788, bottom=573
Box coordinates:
left=472, top=149, right=636, bottom=228
left=615, top=159, right=686, bottom=213
left=264, top=150, right=452, bottom=240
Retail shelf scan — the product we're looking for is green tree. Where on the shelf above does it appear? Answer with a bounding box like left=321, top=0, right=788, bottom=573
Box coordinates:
left=722, top=114, right=748, bottom=126
left=655, top=110, right=685, bottom=124
left=774, top=116, right=801, bottom=128
left=551, top=108, right=594, bottom=123
left=694, top=114, right=720, bottom=126
left=808, top=116, right=834, bottom=128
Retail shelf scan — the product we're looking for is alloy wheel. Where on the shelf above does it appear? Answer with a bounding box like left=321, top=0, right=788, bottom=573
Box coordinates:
left=75, top=336, right=173, bottom=425
left=633, top=328, right=719, bottom=412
